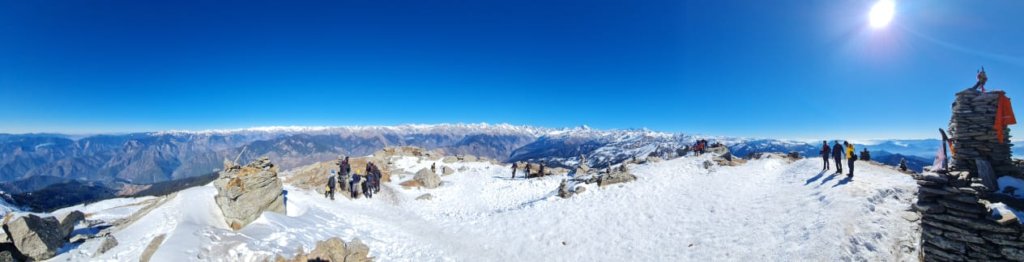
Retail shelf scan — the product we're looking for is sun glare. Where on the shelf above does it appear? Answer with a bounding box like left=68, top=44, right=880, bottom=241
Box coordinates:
left=869, top=0, right=895, bottom=28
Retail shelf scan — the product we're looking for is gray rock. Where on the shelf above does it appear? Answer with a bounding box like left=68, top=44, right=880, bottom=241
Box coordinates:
left=442, top=156, right=458, bottom=163
left=344, top=238, right=371, bottom=262
left=95, top=235, right=118, bottom=255
left=6, top=214, right=64, bottom=261
left=1001, top=246, right=1024, bottom=258
left=307, top=237, right=347, bottom=262
left=574, top=186, right=586, bottom=194
left=975, top=158, right=998, bottom=191
left=414, top=168, right=442, bottom=189
left=597, top=171, right=637, bottom=187
left=0, top=251, right=13, bottom=262
left=557, top=179, right=573, bottom=198
left=57, top=210, right=85, bottom=238
left=443, top=166, right=456, bottom=176
left=415, top=194, right=434, bottom=201
left=214, top=158, right=286, bottom=230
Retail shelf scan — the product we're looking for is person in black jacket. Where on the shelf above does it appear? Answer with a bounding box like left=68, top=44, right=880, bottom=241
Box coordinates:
left=831, top=141, right=844, bottom=174
left=511, top=162, right=517, bottom=179
left=820, top=141, right=831, bottom=171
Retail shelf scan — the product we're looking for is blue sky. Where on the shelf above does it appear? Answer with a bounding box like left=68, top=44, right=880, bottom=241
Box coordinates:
left=1, top=0, right=1023, bottom=140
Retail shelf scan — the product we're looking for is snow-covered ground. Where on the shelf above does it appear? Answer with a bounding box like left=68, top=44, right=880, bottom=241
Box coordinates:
left=49, top=155, right=920, bottom=261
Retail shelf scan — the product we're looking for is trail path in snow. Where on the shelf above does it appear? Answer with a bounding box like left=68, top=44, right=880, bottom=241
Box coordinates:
left=51, top=156, right=921, bottom=261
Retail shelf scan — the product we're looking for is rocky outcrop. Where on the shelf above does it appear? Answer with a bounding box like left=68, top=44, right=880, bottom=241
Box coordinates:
left=277, top=237, right=371, bottom=262
left=214, top=157, right=286, bottom=230
left=414, top=168, right=442, bottom=189
left=5, top=214, right=65, bottom=260
left=597, top=165, right=637, bottom=187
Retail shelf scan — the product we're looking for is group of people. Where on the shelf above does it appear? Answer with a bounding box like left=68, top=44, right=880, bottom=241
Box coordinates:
left=510, top=162, right=544, bottom=179
left=692, top=139, right=710, bottom=155
left=324, top=156, right=382, bottom=200
left=820, top=140, right=858, bottom=177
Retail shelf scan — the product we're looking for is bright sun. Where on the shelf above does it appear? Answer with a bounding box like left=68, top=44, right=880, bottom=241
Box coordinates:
left=869, top=0, right=895, bottom=28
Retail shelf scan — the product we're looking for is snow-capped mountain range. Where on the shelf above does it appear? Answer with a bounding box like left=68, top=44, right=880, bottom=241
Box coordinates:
left=0, top=123, right=958, bottom=210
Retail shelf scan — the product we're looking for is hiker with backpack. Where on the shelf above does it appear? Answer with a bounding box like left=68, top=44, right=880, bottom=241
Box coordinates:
left=820, top=141, right=831, bottom=171
left=831, top=141, right=844, bottom=174
left=845, top=141, right=857, bottom=177
left=326, top=170, right=337, bottom=200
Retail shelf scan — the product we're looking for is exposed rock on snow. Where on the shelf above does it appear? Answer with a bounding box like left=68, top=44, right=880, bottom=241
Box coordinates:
left=214, top=157, right=286, bottom=230
left=57, top=210, right=85, bottom=238
left=5, top=214, right=65, bottom=260
left=416, top=194, right=434, bottom=201
left=597, top=167, right=637, bottom=187
left=95, top=234, right=118, bottom=256
left=277, top=237, right=371, bottom=262
left=414, top=168, right=442, bottom=189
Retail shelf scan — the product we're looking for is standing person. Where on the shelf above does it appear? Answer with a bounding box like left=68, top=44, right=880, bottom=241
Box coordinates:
left=538, top=163, right=545, bottom=177
left=511, top=162, right=517, bottom=179
left=972, top=67, right=988, bottom=92
left=349, top=173, right=361, bottom=199
left=820, top=141, right=831, bottom=171
left=327, top=171, right=337, bottom=200
left=845, top=141, right=856, bottom=177
left=431, top=163, right=436, bottom=174
left=831, top=141, right=844, bottom=174
left=338, top=156, right=351, bottom=192
left=362, top=174, right=373, bottom=199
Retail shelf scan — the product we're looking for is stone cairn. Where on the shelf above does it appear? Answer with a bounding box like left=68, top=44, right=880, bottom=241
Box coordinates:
left=914, top=88, right=1024, bottom=261
left=948, top=89, right=1021, bottom=178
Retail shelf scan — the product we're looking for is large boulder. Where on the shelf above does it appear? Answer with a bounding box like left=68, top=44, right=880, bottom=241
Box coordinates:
left=414, top=168, right=442, bottom=189
left=6, top=214, right=65, bottom=260
left=214, top=157, right=286, bottom=230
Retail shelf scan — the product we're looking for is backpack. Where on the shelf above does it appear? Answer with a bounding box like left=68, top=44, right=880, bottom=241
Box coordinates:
left=851, top=153, right=859, bottom=161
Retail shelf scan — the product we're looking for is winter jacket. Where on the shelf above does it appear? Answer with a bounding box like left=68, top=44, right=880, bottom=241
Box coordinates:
left=328, top=176, right=336, bottom=189
left=821, top=145, right=830, bottom=157
left=845, top=145, right=854, bottom=159
left=831, top=144, right=843, bottom=158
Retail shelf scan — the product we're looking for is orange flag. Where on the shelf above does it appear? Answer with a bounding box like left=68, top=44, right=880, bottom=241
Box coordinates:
left=995, top=93, right=1017, bottom=143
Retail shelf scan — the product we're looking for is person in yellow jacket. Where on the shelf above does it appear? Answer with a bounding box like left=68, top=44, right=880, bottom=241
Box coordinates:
left=844, top=141, right=856, bottom=177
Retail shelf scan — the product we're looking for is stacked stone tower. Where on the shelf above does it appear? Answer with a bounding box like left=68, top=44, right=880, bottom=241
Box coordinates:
left=914, top=88, right=1024, bottom=260
left=948, top=89, right=1020, bottom=178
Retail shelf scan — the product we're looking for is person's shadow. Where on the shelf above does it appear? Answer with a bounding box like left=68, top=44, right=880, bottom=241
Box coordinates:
left=805, top=171, right=826, bottom=185
left=832, top=176, right=853, bottom=188
left=819, top=173, right=838, bottom=186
